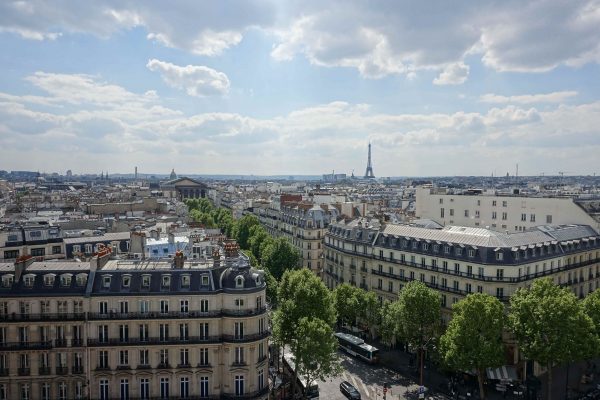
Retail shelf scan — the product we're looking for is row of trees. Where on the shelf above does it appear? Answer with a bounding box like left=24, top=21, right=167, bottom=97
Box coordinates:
left=373, top=278, right=600, bottom=400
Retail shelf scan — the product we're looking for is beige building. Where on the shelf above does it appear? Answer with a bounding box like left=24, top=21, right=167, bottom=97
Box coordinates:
left=415, top=186, right=600, bottom=233
left=0, top=241, right=269, bottom=400
left=255, top=200, right=338, bottom=275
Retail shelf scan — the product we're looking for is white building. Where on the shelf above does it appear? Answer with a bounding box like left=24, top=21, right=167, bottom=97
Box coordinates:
left=416, top=187, right=600, bottom=233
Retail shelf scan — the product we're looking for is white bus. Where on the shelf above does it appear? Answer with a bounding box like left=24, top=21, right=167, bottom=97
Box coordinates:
left=334, top=332, right=379, bottom=364
left=283, top=352, right=319, bottom=399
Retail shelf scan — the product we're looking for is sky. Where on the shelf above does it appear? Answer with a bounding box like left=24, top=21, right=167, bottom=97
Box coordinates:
left=0, top=0, right=599, bottom=177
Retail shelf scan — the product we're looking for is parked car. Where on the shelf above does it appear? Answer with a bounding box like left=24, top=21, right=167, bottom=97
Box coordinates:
left=340, top=381, right=361, bottom=400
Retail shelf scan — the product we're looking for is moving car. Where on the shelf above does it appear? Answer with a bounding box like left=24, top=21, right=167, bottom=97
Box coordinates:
left=340, top=381, right=361, bottom=400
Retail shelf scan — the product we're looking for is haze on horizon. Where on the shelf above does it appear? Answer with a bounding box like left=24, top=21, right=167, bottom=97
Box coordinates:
left=0, top=1, right=599, bottom=177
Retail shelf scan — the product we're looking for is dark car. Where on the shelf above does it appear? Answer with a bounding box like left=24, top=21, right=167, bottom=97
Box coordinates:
left=340, top=381, right=361, bottom=400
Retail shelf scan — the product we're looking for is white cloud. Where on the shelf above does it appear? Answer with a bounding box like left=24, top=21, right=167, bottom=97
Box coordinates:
left=1, top=71, right=598, bottom=175
left=433, top=62, right=470, bottom=85
left=146, top=59, right=230, bottom=96
left=480, top=91, right=578, bottom=104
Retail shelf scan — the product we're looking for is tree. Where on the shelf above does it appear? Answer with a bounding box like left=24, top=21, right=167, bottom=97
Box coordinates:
left=440, top=293, right=505, bottom=399
left=234, top=214, right=259, bottom=249
left=583, top=288, right=600, bottom=342
left=397, top=281, right=441, bottom=386
left=333, top=284, right=362, bottom=327
left=264, top=269, right=279, bottom=307
left=379, top=300, right=402, bottom=345
left=189, top=210, right=216, bottom=228
left=273, top=269, right=337, bottom=397
left=294, top=317, right=341, bottom=399
left=261, top=237, right=300, bottom=280
left=508, top=278, right=598, bottom=400
left=358, top=290, right=380, bottom=340
left=248, top=225, right=269, bottom=260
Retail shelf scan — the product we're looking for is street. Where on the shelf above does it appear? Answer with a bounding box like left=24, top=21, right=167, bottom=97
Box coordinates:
left=318, top=352, right=447, bottom=400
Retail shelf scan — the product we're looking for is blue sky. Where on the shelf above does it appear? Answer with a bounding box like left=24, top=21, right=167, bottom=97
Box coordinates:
left=0, top=0, right=599, bottom=177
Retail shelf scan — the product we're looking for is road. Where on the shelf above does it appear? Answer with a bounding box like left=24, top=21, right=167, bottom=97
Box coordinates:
left=318, top=352, right=446, bottom=400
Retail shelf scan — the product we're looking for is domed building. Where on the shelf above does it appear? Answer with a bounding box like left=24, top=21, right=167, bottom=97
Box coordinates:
left=169, top=168, right=177, bottom=180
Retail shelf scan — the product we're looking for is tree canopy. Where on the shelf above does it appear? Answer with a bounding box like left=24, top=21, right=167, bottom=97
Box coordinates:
left=509, top=278, right=599, bottom=400
left=583, top=288, right=600, bottom=343
left=261, top=236, right=301, bottom=280
left=333, top=283, right=362, bottom=327
left=440, top=293, right=505, bottom=399
left=234, top=214, right=260, bottom=249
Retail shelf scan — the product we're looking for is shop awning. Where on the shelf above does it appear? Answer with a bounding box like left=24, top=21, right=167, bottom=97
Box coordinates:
left=486, top=366, right=518, bottom=381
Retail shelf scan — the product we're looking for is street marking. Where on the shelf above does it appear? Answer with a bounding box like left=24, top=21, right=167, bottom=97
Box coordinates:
left=359, top=380, right=371, bottom=399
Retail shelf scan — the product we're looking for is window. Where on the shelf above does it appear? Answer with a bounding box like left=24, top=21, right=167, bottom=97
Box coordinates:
left=139, top=349, right=149, bottom=366
left=161, top=275, right=171, bottom=288
left=180, top=299, right=189, bottom=313
left=119, top=350, right=129, bottom=366
left=235, top=276, right=244, bottom=288
left=234, top=322, right=244, bottom=339
left=468, top=249, right=475, bottom=258
left=85, top=244, right=93, bottom=254
left=497, top=269, right=504, bottom=279
left=24, top=275, right=35, bottom=287
left=160, top=378, right=169, bottom=399
left=201, top=275, right=209, bottom=285
left=464, top=210, right=469, bottom=217
left=160, top=349, right=169, bottom=366
left=99, top=350, right=109, bottom=368
left=530, top=214, right=536, bottom=222
left=521, top=213, right=526, bottom=221
left=440, top=208, right=445, bottom=218
left=160, top=300, right=169, bottom=314
left=122, top=275, right=131, bottom=288
left=235, top=375, right=245, bottom=396
left=120, top=379, right=129, bottom=400
left=199, top=348, right=209, bottom=366
left=180, top=323, right=189, bottom=340
left=200, top=299, right=209, bottom=313
left=234, top=347, right=244, bottom=364
left=465, top=283, right=472, bottom=293
left=119, top=325, right=129, bottom=342
left=140, top=378, right=150, bottom=400
left=44, top=274, right=55, bottom=286
left=235, top=298, right=245, bottom=308
left=496, top=287, right=504, bottom=299
left=502, top=212, right=507, bottom=220
left=76, top=274, right=87, bottom=286
left=492, top=211, right=497, bottom=220
left=100, top=380, right=109, bottom=400
left=176, top=347, right=189, bottom=366
left=200, top=377, right=209, bottom=397
left=496, top=252, right=503, bottom=261
left=199, top=323, right=209, bottom=339
left=141, top=275, right=151, bottom=288
left=102, top=275, right=111, bottom=288
left=159, top=324, right=169, bottom=341
left=258, top=368, right=265, bottom=390
left=449, top=209, right=454, bottom=216
left=31, top=248, right=45, bottom=257
left=98, top=325, right=108, bottom=343
left=180, top=377, right=190, bottom=399
left=20, top=384, right=30, bottom=400
left=139, top=300, right=150, bottom=314
left=119, top=301, right=129, bottom=314
left=41, top=383, right=51, bottom=400
left=181, top=275, right=190, bottom=288
left=546, top=215, right=553, bottom=224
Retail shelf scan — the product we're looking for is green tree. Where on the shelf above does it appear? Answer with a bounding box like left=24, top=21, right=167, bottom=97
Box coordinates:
left=264, top=269, right=279, bottom=307
left=273, top=269, right=337, bottom=397
left=333, top=284, right=362, bottom=327
left=379, top=300, right=402, bottom=345
left=583, top=288, right=600, bottom=341
left=261, top=237, right=300, bottom=280
left=358, top=290, right=380, bottom=340
left=397, top=281, right=441, bottom=386
left=234, top=214, right=259, bottom=249
left=189, top=210, right=216, bottom=228
left=440, top=293, right=505, bottom=399
left=294, top=317, right=341, bottom=399
left=509, top=278, right=598, bottom=400
left=248, top=225, right=269, bottom=260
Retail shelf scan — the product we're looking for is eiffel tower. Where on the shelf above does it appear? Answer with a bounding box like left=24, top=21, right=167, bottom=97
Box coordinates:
left=364, top=142, right=375, bottom=178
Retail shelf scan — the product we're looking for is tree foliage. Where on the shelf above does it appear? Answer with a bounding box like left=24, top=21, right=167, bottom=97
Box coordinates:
left=294, top=317, right=341, bottom=395
left=509, top=278, right=599, bottom=400
left=440, top=293, right=505, bottom=399
left=358, top=290, right=380, bottom=339
left=248, top=225, right=269, bottom=261
left=264, top=268, right=279, bottom=307
left=396, top=281, right=441, bottom=385
left=379, top=300, right=402, bottom=345
left=234, top=214, right=260, bottom=249
left=261, top=237, right=300, bottom=280
left=333, top=283, right=362, bottom=327
left=583, top=288, right=600, bottom=343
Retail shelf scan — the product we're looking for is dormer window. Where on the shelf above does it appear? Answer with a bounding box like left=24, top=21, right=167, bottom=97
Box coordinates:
left=181, top=275, right=190, bottom=288
left=161, top=275, right=171, bottom=288
left=201, top=275, right=209, bottom=286
left=60, top=274, right=72, bottom=287
left=468, top=249, right=476, bottom=258
left=24, top=274, right=35, bottom=288
left=122, top=275, right=131, bottom=288
left=422, top=243, right=429, bottom=251
left=235, top=275, right=244, bottom=288
left=256, top=276, right=261, bottom=285
left=2, top=274, right=14, bottom=288
left=102, top=275, right=111, bottom=288
left=142, top=275, right=151, bottom=288
left=444, top=246, right=451, bottom=254
left=496, top=252, right=504, bottom=261
left=76, top=274, right=87, bottom=287
left=455, top=248, right=463, bottom=256
left=44, top=274, right=56, bottom=286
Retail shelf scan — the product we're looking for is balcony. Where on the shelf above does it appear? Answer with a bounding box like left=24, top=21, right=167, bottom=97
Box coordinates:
left=38, top=366, right=51, bottom=375
left=55, top=338, right=68, bottom=347
left=156, top=363, right=171, bottom=369
left=177, top=363, right=192, bottom=369
left=18, top=367, right=30, bottom=376
left=359, top=283, right=369, bottom=290
left=87, top=310, right=222, bottom=320
left=95, top=366, right=110, bottom=372
left=0, top=312, right=86, bottom=323
left=72, top=365, right=84, bottom=374
left=222, top=387, right=269, bottom=399
left=222, top=306, right=268, bottom=317
left=87, top=335, right=222, bottom=347
left=0, top=368, right=8, bottom=377
left=137, top=364, right=152, bottom=370
left=231, top=361, right=247, bottom=368
left=56, top=366, right=68, bottom=375
left=116, top=365, right=131, bottom=371
left=72, top=338, right=84, bottom=347
left=222, top=330, right=271, bottom=343
left=0, top=341, right=52, bottom=351
left=197, top=362, right=212, bottom=368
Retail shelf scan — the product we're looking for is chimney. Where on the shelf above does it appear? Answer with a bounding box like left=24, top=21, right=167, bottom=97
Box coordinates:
left=129, top=231, right=146, bottom=257
left=90, top=244, right=112, bottom=271
left=173, top=250, right=185, bottom=269
left=223, top=240, right=240, bottom=259
left=168, top=233, right=175, bottom=245
left=14, top=255, right=35, bottom=282
left=212, top=246, right=221, bottom=268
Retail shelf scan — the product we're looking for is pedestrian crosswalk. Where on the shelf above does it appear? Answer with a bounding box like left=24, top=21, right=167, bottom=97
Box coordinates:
left=342, top=371, right=373, bottom=399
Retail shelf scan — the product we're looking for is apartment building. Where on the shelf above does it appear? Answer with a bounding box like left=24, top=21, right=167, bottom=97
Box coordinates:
left=415, top=186, right=600, bottom=233
left=255, top=200, right=338, bottom=275
left=0, top=241, right=270, bottom=400
left=325, top=219, right=600, bottom=315
left=0, top=224, right=65, bottom=262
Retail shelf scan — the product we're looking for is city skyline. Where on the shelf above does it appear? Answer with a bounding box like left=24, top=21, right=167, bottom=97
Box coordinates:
left=0, top=1, right=599, bottom=176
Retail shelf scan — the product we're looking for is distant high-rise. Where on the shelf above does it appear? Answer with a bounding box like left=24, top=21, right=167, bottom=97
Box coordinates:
left=364, top=143, right=375, bottom=179
left=134, top=166, right=138, bottom=179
